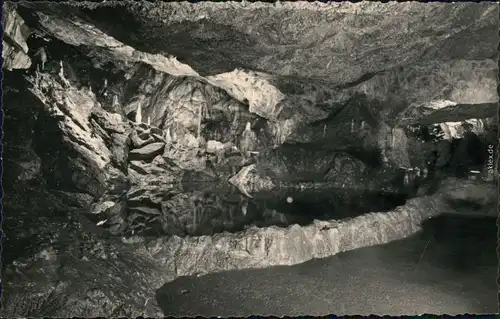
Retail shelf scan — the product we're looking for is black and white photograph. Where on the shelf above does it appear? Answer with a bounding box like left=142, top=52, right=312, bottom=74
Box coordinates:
left=1, top=1, right=499, bottom=317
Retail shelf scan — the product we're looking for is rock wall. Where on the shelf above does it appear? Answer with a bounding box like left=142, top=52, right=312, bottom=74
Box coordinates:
left=2, top=3, right=32, bottom=70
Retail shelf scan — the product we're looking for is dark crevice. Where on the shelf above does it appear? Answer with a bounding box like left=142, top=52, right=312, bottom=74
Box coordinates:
left=336, top=70, right=382, bottom=89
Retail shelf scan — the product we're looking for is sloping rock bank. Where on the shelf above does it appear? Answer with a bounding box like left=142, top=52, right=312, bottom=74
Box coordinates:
left=2, top=178, right=495, bottom=317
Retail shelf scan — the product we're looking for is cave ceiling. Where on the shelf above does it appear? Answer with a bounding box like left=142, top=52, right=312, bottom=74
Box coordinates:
left=16, top=1, right=499, bottom=106
left=1, top=2, right=499, bottom=317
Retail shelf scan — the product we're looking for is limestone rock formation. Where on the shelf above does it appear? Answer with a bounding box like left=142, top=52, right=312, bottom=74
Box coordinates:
left=2, top=2, right=498, bottom=317
left=129, top=142, right=165, bottom=161
left=2, top=4, right=31, bottom=70
left=113, top=2, right=498, bottom=86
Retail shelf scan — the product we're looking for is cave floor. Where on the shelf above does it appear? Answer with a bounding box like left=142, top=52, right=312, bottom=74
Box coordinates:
left=156, top=215, right=498, bottom=316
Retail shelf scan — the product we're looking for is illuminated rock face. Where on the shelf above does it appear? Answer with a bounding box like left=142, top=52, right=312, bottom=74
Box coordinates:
left=2, top=2, right=498, bottom=318
left=2, top=3, right=31, bottom=70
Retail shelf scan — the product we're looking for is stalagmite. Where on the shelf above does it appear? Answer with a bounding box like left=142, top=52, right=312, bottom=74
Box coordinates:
left=112, top=95, right=119, bottom=108
left=135, top=104, right=142, bottom=124
left=147, top=116, right=151, bottom=126
left=231, top=107, right=240, bottom=132
left=403, top=169, right=409, bottom=186
left=58, top=61, right=70, bottom=87
left=34, top=47, right=47, bottom=70
left=165, top=127, right=172, bottom=144
left=59, top=61, right=64, bottom=77
left=391, top=129, right=396, bottom=148
left=240, top=121, right=257, bottom=156
left=35, top=67, right=40, bottom=85
left=197, top=103, right=202, bottom=140
left=423, top=167, right=428, bottom=179
left=415, top=167, right=421, bottom=177
left=192, top=206, right=197, bottom=232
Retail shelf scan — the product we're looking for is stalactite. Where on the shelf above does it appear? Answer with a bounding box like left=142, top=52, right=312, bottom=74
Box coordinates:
left=135, top=104, right=142, bottom=124
left=193, top=206, right=197, bottom=233
left=58, top=61, right=64, bottom=78
left=35, top=47, right=47, bottom=70
left=58, top=61, right=70, bottom=87
left=415, top=167, right=421, bottom=177
left=391, top=128, right=396, bottom=148
left=241, top=202, right=247, bottom=217
left=197, top=102, right=203, bottom=140
left=422, top=167, right=428, bottom=179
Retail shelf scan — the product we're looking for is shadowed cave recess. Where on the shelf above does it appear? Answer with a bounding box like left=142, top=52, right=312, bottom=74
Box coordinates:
left=1, top=2, right=498, bottom=317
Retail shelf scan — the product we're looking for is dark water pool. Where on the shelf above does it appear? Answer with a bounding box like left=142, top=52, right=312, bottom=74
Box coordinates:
left=177, top=182, right=408, bottom=236
left=156, top=214, right=498, bottom=316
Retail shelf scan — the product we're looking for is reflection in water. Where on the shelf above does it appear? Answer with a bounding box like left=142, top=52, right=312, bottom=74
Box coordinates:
left=154, top=181, right=408, bottom=237
left=252, top=186, right=407, bottom=223
left=161, top=182, right=285, bottom=236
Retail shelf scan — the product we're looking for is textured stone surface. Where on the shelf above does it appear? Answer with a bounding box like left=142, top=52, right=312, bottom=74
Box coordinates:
left=2, top=2, right=498, bottom=318
left=74, top=2, right=498, bottom=85
left=2, top=4, right=32, bottom=70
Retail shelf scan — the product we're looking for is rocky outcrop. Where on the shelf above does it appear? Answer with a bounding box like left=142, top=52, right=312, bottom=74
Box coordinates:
left=229, top=164, right=275, bottom=198
left=2, top=2, right=498, bottom=318
left=28, top=72, right=127, bottom=198
left=34, top=8, right=338, bottom=147
left=2, top=3, right=31, bottom=70
left=403, top=100, right=496, bottom=140
left=386, top=127, right=411, bottom=168
left=399, top=100, right=497, bottom=127
left=1, top=220, right=169, bottom=318
left=207, top=69, right=285, bottom=120
left=35, top=10, right=199, bottom=77
left=129, top=141, right=165, bottom=161
left=358, top=60, right=498, bottom=111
